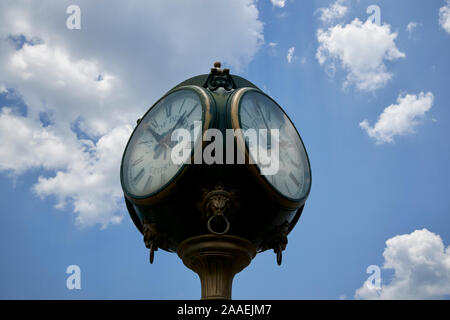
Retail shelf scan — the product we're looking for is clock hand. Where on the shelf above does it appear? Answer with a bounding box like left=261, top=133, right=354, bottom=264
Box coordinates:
left=148, top=104, right=197, bottom=160
left=256, top=101, right=270, bottom=130
left=153, top=144, right=165, bottom=160
left=168, top=103, right=197, bottom=133
left=254, top=100, right=273, bottom=149
left=185, top=103, right=199, bottom=119
left=147, top=110, right=184, bottom=153
left=152, top=111, right=187, bottom=159
left=155, top=110, right=188, bottom=151
left=147, top=125, right=163, bottom=143
left=171, top=110, right=187, bottom=132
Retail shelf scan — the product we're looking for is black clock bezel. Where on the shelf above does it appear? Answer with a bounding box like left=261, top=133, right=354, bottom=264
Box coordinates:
left=120, top=85, right=215, bottom=204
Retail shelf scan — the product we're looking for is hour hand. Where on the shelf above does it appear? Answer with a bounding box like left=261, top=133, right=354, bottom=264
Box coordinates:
left=147, top=126, right=163, bottom=143
left=153, top=144, right=165, bottom=159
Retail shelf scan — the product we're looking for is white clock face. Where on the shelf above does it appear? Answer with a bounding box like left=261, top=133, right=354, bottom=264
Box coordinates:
left=122, top=89, right=203, bottom=197
left=238, top=91, right=311, bottom=200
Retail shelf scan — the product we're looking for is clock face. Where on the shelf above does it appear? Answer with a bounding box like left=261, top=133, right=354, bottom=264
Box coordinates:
left=121, top=88, right=204, bottom=198
left=238, top=90, right=311, bottom=201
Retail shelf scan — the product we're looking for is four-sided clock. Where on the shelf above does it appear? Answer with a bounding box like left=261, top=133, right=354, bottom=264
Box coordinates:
left=121, top=68, right=311, bottom=265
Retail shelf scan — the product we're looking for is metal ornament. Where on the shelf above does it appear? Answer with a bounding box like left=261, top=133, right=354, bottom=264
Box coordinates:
left=204, top=61, right=235, bottom=91
left=143, top=220, right=172, bottom=264
left=197, top=184, right=240, bottom=235
left=261, top=221, right=290, bottom=265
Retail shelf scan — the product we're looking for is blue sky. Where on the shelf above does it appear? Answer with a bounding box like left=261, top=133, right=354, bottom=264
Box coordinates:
left=0, top=0, right=450, bottom=299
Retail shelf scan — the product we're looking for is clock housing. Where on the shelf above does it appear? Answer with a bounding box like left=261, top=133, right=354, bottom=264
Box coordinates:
left=121, top=72, right=311, bottom=254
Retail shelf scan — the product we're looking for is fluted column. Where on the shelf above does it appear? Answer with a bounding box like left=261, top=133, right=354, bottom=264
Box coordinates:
left=177, top=235, right=256, bottom=300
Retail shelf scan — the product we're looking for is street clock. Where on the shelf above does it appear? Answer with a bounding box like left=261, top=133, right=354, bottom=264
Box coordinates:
left=121, top=62, right=311, bottom=299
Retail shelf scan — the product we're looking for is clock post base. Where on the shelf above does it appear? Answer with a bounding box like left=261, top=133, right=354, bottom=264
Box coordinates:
left=177, top=234, right=256, bottom=300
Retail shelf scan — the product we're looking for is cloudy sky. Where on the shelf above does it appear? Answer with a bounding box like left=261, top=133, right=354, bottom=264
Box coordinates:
left=0, top=0, right=449, bottom=299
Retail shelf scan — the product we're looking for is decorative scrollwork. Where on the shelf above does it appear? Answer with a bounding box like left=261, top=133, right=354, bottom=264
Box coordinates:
left=204, top=62, right=235, bottom=92
left=143, top=220, right=172, bottom=264
left=260, top=221, right=290, bottom=266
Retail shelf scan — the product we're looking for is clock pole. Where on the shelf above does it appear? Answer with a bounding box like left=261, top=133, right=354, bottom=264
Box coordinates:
left=177, top=234, right=256, bottom=300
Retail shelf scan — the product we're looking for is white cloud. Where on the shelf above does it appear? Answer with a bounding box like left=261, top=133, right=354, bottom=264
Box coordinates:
left=270, top=0, right=286, bottom=8
left=406, top=22, right=419, bottom=38
left=0, top=108, right=76, bottom=173
left=0, top=108, right=132, bottom=228
left=317, top=0, right=348, bottom=24
left=5, top=41, right=128, bottom=136
left=406, top=21, right=417, bottom=38
left=406, top=22, right=417, bottom=32
left=287, top=47, right=295, bottom=63
left=439, top=0, right=450, bottom=34
left=0, top=0, right=264, bottom=228
left=360, top=92, right=433, bottom=144
left=316, top=19, right=405, bottom=91
left=267, top=42, right=278, bottom=56
left=34, top=125, right=132, bottom=228
left=355, top=229, right=450, bottom=300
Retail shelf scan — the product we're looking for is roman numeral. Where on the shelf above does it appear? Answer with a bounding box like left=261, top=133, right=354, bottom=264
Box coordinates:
left=265, top=108, right=271, bottom=121
left=132, top=155, right=144, bottom=166
left=243, top=107, right=252, bottom=119
left=290, top=159, right=301, bottom=169
left=166, top=103, right=172, bottom=117
left=284, top=181, right=292, bottom=195
left=144, top=175, right=152, bottom=191
left=289, top=172, right=300, bottom=187
left=179, top=98, right=186, bottom=113
left=132, top=168, right=145, bottom=185
left=271, top=175, right=277, bottom=188
left=150, top=119, right=158, bottom=128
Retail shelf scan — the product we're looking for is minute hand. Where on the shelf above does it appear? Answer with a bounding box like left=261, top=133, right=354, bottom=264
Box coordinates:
left=147, top=126, right=163, bottom=143
left=171, top=110, right=187, bottom=132
left=183, top=103, right=199, bottom=124
left=154, top=109, right=188, bottom=154
left=255, top=101, right=272, bottom=148
left=169, top=102, right=198, bottom=133
left=256, top=101, right=270, bottom=130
